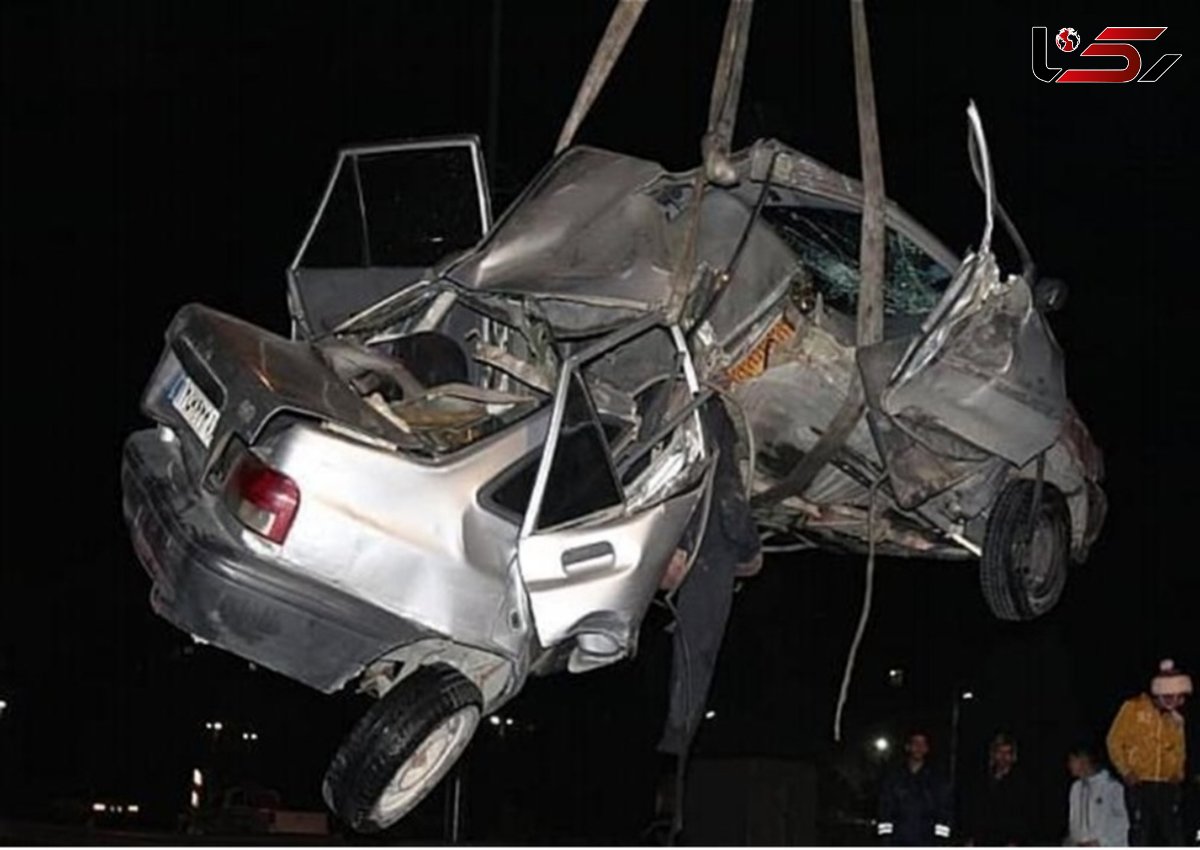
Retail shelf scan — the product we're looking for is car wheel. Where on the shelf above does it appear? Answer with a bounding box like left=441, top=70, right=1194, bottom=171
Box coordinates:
left=980, top=479, right=1070, bottom=621
left=322, top=664, right=481, bottom=832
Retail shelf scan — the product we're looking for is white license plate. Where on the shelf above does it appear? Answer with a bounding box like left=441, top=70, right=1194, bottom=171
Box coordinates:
left=168, top=371, right=220, bottom=447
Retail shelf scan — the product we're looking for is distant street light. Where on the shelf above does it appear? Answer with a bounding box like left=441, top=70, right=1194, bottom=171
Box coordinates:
left=488, top=715, right=501, bottom=727
left=90, top=801, right=138, bottom=816
left=504, top=718, right=514, bottom=727
left=873, top=736, right=891, bottom=753
left=961, top=691, right=975, bottom=701
left=887, top=668, right=905, bottom=687
left=704, top=710, right=717, bottom=720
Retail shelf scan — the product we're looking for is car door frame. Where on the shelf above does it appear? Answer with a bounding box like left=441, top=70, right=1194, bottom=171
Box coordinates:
left=519, top=317, right=701, bottom=539
left=516, top=316, right=708, bottom=653
left=287, top=135, right=492, bottom=337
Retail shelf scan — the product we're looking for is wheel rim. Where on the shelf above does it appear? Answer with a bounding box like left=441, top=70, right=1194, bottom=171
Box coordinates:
left=1014, top=508, right=1064, bottom=609
left=369, top=705, right=479, bottom=826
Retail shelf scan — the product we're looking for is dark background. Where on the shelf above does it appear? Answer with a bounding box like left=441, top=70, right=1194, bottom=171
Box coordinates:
left=1, top=0, right=1196, bottom=843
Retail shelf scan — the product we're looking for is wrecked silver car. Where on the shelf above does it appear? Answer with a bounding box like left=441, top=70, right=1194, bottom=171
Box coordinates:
left=121, top=4, right=1103, bottom=829
left=122, top=117, right=1102, bottom=829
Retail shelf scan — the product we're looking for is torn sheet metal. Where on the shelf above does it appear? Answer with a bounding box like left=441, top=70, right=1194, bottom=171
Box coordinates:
left=881, top=254, right=1067, bottom=466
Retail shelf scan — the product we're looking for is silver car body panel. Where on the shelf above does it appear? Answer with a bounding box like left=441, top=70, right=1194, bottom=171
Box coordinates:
left=261, top=420, right=543, bottom=662
left=518, top=490, right=701, bottom=660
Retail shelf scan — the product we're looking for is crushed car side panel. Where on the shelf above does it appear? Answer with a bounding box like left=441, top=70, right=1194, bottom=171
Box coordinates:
left=130, top=299, right=570, bottom=702
left=122, top=429, right=434, bottom=693
left=879, top=253, right=1068, bottom=467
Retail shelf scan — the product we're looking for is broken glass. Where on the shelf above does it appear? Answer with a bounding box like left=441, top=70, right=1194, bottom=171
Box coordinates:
left=761, top=204, right=952, bottom=318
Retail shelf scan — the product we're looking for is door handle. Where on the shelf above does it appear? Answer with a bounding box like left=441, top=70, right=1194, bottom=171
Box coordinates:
left=561, top=541, right=616, bottom=573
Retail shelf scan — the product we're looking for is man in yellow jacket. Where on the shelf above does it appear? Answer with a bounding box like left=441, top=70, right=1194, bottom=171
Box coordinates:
left=1106, top=659, right=1192, bottom=846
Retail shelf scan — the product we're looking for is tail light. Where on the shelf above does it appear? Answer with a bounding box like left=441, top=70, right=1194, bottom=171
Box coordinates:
left=224, top=451, right=300, bottom=544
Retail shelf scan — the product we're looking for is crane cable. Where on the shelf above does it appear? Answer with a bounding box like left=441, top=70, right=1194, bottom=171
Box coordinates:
left=833, top=475, right=882, bottom=742
left=832, top=0, right=887, bottom=745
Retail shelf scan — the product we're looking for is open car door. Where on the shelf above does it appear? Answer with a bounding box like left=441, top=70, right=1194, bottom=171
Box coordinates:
left=516, top=320, right=709, bottom=673
left=858, top=105, right=1067, bottom=507
left=288, top=136, right=491, bottom=337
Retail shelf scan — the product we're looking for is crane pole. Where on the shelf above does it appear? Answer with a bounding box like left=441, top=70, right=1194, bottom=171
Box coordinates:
left=851, top=0, right=885, bottom=347
left=554, top=0, right=649, bottom=155
left=702, top=0, right=755, bottom=186
left=752, top=0, right=886, bottom=511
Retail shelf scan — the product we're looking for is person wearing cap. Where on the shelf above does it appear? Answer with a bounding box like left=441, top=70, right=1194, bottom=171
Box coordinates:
left=1106, top=659, right=1192, bottom=846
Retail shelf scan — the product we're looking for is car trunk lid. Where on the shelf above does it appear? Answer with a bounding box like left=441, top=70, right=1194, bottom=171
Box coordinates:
left=141, top=304, right=410, bottom=470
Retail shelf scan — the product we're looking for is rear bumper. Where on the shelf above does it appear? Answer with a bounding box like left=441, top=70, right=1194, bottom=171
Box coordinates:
left=121, top=429, right=429, bottom=692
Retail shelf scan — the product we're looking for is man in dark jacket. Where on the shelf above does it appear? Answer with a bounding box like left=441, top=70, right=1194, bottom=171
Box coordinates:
left=966, top=732, right=1036, bottom=845
left=652, top=398, right=762, bottom=843
left=877, top=730, right=954, bottom=845
left=657, top=398, right=762, bottom=756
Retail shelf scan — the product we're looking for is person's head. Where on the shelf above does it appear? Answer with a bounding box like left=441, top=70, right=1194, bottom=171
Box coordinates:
left=905, top=730, right=931, bottom=765
left=1150, top=658, right=1192, bottom=712
left=1066, top=743, right=1100, bottom=780
left=989, top=733, right=1018, bottom=776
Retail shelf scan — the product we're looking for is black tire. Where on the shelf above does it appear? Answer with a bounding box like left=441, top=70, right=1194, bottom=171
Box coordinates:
left=322, top=664, right=481, bottom=833
left=980, top=479, right=1071, bottom=621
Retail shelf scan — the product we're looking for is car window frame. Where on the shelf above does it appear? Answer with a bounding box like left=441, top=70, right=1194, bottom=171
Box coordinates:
left=519, top=316, right=699, bottom=539
left=290, top=136, right=492, bottom=273
left=287, top=136, right=492, bottom=337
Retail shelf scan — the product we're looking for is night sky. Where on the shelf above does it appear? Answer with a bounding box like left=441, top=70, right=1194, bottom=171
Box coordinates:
left=2, top=0, right=1196, bottom=842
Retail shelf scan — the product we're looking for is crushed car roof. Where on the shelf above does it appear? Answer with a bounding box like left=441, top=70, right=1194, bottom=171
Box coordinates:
left=445, top=142, right=957, bottom=337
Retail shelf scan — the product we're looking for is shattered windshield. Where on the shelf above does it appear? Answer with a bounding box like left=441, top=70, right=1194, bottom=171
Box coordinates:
left=761, top=204, right=952, bottom=318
